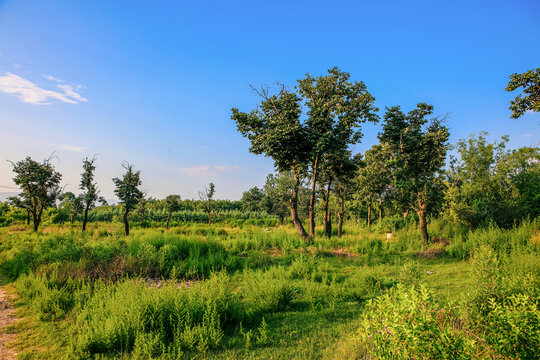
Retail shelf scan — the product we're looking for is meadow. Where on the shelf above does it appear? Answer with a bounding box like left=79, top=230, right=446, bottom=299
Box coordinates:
left=0, top=218, right=538, bottom=359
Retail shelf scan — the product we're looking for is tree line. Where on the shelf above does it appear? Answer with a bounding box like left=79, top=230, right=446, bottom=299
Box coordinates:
left=233, top=66, right=539, bottom=245
left=4, top=67, right=539, bottom=243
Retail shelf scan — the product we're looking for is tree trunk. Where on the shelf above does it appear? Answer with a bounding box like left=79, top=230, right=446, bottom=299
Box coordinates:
left=32, top=209, right=41, bottom=232
left=378, top=195, right=382, bottom=222
left=337, top=195, right=345, bottom=238
left=26, top=210, right=30, bottom=225
left=141, top=212, right=145, bottom=228
left=290, top=167, right=308, bottom=240
left=308, top=155, right=319, bottom=238
left=367, top=201, right=371, bottom=228
left=82, top=206, right=89, bottom=231
left=70, top=214, right=75, bottom=224
left=321, top=180, right=332, bottom=238
left=417, top=209, right=429, bottom=247
left=166, top=212, right=171, bottom=229
left=403, top=210, right=409, bottom=218
left=123, top=210, right=130, bottom=236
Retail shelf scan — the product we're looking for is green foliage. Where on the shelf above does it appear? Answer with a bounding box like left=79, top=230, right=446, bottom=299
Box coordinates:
left=505, top=67, right=540, bottom=119
left=359, top=285, right=481, bottom=359
left=8, top=156, right=63, bottom=231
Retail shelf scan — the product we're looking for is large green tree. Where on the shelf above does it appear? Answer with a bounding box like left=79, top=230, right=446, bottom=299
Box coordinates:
left=298, top=67, right=378, bottom=237
left=379, top=104, right=450, bottom=246
left=112, top=163, right=143, bottom=236
left=232, top=86, right=310, bottom=239
left=9, top=156, right=62, bottom=231
left=505, top=67, right=540, bottom=119
left=80, top=156, right=99, bottom=231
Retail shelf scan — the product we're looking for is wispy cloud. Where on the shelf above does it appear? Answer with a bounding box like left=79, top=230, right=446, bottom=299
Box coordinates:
left=58, top=144, right=84, bottom=152
left=43, top=74, right=63, bottom=82
left=0, top=72, right=87, bottom=105
left=522, top=133, right=534, bottom=138
left=179, top=165, right=240, bottom=177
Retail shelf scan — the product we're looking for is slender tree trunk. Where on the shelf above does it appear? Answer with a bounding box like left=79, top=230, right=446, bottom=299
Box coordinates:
left=123, top=210, right=130, bottom=236
left=82, top=206, right=89, bottom=231
left=290, top=167, right=308, bottom=240
left=70, top=214, right=75, bottom=224
left=322, top=181, right=332, bottom=238
left=166, top=212, right=171, bottom=229
left=367, top=201, right=371, bottom=228
left=378, top=195, right=382, bottom=222
left=417, top=209, right=429, bottom=247
left=403, top=210, right=409, bottom=218
left=308, top=155, right=319, bottom=238
left=26, top=210, right=30, bottom=225
left=337, top=195, right=345, bottom=238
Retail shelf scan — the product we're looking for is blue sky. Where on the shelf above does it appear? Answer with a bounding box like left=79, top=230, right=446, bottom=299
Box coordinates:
left=0, top=0, right=539, bottom=200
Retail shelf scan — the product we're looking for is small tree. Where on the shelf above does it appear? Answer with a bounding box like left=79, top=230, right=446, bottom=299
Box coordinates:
left=80, top=156, right=99, bottom=231
left=59, top=191, right=84, bottom=223
left=112, top=163, right=143, bottom=236
left=379, top=104, right=449, bottom=246
left=241, top=187, right=263, bottom=212
left=8, top=156, right=62, bottom=231
left=261, top=173, right=294, bottom=224
left=334, top=155, right=358, bottom=238
left=164, top=194, right=182, bottom=229
left=199, top=183, right=216, bottom=225
left=135, top=196, right=147, bottom=228
left=505, top=67, right=539, bottom=119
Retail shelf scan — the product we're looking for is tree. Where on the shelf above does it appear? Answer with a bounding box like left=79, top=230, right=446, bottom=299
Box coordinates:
left=505, top=67, right=540, bottom=119
left=135, top=196, right=147, bottom=228
left=232, top=86, right=310, bottom=239
left=199, top=183, right=216, bottom=225
left=260, top=173, right=295, bottom=224
left=379, top=104, right=449, bottom=246
left=8, top=156, right=62, bottom=231
left=333, top=155, right=358, bottom=238
left=112, top=163, right=143, bottom=236
left=355, top=144, right=392, bottom=226
left=164, top=194, right=182, bottom=229
left=241, top=187, right=264, bottom=212
left=59, top=191, right=84, bottom=223
left=80, top=156, right=99, bottom=231
left=298, top=67, right=378, bottom=238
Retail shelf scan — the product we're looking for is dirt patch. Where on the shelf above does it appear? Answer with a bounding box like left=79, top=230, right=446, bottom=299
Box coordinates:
left=0, top=287, right=19, bottom=360
left=417, top=248, right=447, bottom=259
left=331, top=248, right=359, bottom=258
left=263, top=247, right=284, bottom=258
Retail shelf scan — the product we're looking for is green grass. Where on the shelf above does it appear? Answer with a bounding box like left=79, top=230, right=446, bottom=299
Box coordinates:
left=0, top=219, right=538, bottom=359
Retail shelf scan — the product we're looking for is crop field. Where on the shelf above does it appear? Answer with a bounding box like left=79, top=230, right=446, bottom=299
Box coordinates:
left=0, top=219, right=538, bottom=359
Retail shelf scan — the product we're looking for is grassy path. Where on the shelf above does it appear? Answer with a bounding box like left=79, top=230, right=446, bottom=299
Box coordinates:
left=0, top=286, right=18, bottom=360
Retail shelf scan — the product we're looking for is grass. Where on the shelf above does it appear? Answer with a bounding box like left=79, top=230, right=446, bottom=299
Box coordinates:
left=0, top=218, right=538, bottom=359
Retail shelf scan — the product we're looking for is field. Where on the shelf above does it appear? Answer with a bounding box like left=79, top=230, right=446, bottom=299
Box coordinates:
left=0, top=219, right=538, bottom=359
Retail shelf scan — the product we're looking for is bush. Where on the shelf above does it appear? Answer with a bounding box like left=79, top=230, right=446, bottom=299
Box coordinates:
left=358, top=285, right=484, bottom=359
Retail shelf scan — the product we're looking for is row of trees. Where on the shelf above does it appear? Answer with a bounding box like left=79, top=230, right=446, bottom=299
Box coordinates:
left=234, top=67, right=539, bottom=244
left=7, top=157, right=221, bottom=235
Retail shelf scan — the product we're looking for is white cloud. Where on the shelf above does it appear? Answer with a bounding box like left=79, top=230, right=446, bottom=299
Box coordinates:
left=0, top=72, right=87, bottom=105
left=58, top=144, right=84, bottom=152
left=179, top=165, right=240, bottom=177
left=522, top=133, right=534, bottom=137
left=44, top=74, right=63, bottom=82
left=57, top=84, right=88, bottom=103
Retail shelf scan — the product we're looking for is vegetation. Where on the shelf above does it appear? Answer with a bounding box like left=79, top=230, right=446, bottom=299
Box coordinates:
left=0, top=67, right=538, bottom=359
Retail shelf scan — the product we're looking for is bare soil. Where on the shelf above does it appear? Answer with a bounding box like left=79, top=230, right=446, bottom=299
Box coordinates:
left=0, top=287, right=18, bottom=360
